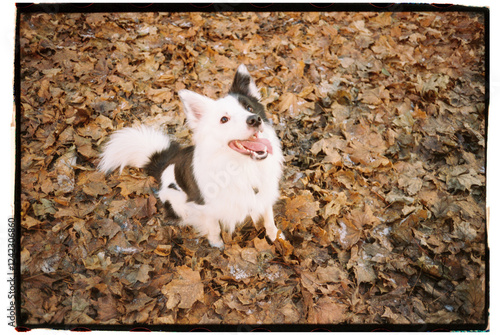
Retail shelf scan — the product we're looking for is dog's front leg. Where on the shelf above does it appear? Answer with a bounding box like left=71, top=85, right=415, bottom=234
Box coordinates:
left=205, top=219, right=224, bottom=249
left=263, top=207, right=284, bottom=241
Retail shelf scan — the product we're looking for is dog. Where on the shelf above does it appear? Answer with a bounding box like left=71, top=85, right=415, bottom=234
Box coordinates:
left=98, top=65, right=284, bottom=248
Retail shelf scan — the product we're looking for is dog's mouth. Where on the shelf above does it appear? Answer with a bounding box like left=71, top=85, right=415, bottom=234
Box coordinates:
left=228, top=135, right=273, bottom=160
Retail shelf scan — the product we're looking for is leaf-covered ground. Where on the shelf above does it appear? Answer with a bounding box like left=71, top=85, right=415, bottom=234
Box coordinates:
left=19, top=9, right=487, bottom=329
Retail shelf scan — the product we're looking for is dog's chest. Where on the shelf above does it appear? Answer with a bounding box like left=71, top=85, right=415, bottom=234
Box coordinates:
left=215, top=168, right=269, bottom=200
left=197, top=157, right=275, bottom=201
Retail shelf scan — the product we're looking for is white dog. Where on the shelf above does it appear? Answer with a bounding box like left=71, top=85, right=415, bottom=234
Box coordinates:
left=98, top=65, right=284, bottom=248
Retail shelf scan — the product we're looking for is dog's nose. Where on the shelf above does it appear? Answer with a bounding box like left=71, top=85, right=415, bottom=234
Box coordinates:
left=247, top=115, right=262, bottom=128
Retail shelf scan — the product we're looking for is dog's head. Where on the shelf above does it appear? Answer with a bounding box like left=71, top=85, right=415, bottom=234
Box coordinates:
left=178, top=65, right=275, bottom=160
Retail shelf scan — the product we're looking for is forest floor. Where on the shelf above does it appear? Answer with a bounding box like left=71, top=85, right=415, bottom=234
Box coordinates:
left=19, top=9, right=486, bottom=329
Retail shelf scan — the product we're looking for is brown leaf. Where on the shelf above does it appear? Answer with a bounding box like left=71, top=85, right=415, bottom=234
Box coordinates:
left=146, top=87, right=173, bottom=104
left=161, top=265, right=204, bottom=309
left=310, top=136, right=347, bottom=156
left=275, top=235, right=294, bottom=257
left=277, top=92, right=298, bottom=115
left=53, top=202, right=96, bottom=219
left=74, top=134, right=98, bottom=159
left=37, top=79, right=51, bottom=101
left=95, top=114, right=114, bottom=130
left=134, top=195, right=158, bottom=218
left=77, top=122, right=106, bottom=140
left=223, top=245, right=260, bottom=283
left=285, top=191, right=319, bottom=224
left=82, top=252, right=112, bottom=271
left=315, top=264, right=349, bottom=284
left=348, top=246, right=377, bottom=284
left=136, top=264, right=152, bottom=284
left=398, top=175, right=423, bottom=195
left=53, top=148, right=77, bottom=194
left=381, top=306, right=411, bottom=324
left=117, top=176, right=155, bottom=198
left=97, top=218, right=121, bottom=239
left=348, top=205, right=380, bottom=229
left=253, top=237, right=274, bottom=253
left=359, top=86, right=390, bottom=105
left=31, top=199, right=56, bottom=217
left=456, top=278, right=485, bottom=318
left=427, top=310, right=461, bottom=324
left=97, top=295, right=119, bottom=322
left=124, top=292, right=154, bottom=314
left=83, top=182, right=111, bottom=196
left=332, top=217, right=361, bottom=250
left=301, top=262, right=349, bottom=294
left=322, top=192, right=347, bottom=220
left=447, top=169, right=483, bottom=191
left=333, top=170, right=356, bottom=189
left=154, top=244, right=172, bottom=257
left=22, top=216, right=42, bottom=229
left=308, top=296, right=346, bottom=323
left=279, top=303, right=301, bottom=323
left=78, top=171, right=111, bottom=196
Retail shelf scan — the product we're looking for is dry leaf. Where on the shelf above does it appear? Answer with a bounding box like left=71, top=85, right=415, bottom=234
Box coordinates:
left=162, top=265, right=204, bottom=309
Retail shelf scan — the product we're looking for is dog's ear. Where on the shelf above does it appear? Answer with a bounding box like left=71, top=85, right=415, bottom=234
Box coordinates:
left=229, top=64, right=261, bottom=100
left=178, top=90, right=214, bottom=129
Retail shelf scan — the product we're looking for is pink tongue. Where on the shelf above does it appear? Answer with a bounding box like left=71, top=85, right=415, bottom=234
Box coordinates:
left=240, top=138, right=273, bottom=154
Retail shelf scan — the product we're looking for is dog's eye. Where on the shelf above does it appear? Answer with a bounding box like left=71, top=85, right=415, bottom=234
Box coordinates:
left=246, top=105, right=254, bottom=112
left=220, top=116, right=229, bottom=124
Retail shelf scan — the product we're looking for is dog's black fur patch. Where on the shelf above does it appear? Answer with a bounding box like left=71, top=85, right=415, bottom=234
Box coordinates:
left=145, top=143, right=204, bottom=205
left=145, top=142, right=181, bottom=181
left=168, top=183, right=180, bottom=191
left=233, top=93, right=268, bottom=123
left=229, top=68, right=268, bottom=123
left=172, top=146, right=205, bottom=205
left=163, top=201, right=180, bottom=220
left=229, top=70, right=255, bottom=98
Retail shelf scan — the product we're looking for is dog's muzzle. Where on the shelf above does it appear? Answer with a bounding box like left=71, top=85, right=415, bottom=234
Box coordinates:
left=228, top=135, right=273, bottom=160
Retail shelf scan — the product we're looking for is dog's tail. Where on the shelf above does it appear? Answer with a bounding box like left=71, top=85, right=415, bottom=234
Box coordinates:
left=98, top=125, right=171, bottom=174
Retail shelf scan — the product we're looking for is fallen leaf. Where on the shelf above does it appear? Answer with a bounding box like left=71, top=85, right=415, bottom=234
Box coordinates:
left=284, top=190, right=319, bottom=224
left=332, top=216, right=361, bottom=250
left=162, top=265, right=204, bottom=309
left=154, top=244, right=172, bottom=257
left=22, top=216, right=42, bottom=229
left=308, top=296, right=346, bottom=323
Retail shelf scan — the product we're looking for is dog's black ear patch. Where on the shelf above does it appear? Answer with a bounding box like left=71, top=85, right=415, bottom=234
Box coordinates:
left=230, top=71, right=252, bottom=96
left=235, top=94, right=268, bottom=122
left=229, top=65, right=261, bottom=100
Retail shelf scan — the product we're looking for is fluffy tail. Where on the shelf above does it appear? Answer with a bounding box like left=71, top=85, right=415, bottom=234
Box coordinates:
left=98, top=125, right=171, bottom=174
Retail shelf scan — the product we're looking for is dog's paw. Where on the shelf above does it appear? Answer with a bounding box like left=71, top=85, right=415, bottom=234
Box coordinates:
left=267, top=230, right=285, bottom=243
left=208, top=236, right=224, bottom=249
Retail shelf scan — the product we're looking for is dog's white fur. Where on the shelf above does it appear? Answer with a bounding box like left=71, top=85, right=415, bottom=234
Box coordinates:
left=98, top=65, right=284, bottom=247
left=97, top=125, right=171, bottom=174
